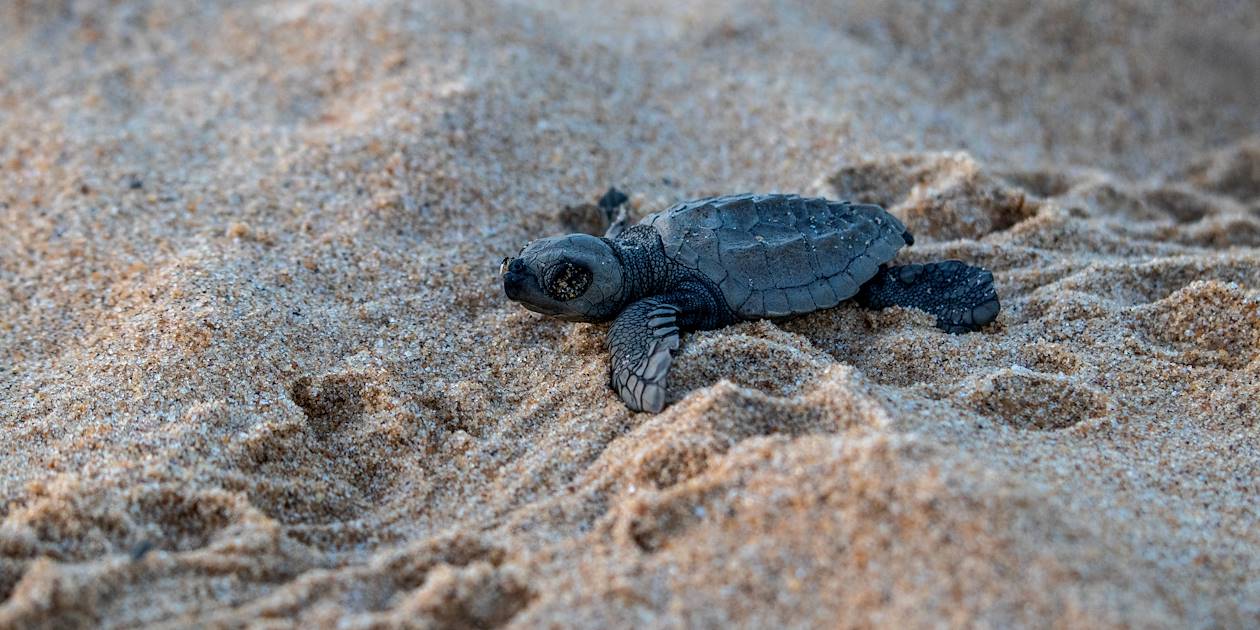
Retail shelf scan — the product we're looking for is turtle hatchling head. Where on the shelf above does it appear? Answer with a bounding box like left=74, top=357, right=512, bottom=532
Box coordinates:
left=501, top=234, right=625, bottom=322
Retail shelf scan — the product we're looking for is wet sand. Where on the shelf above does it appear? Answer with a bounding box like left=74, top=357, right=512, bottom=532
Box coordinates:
left=1, top=1, right=1259, bottom=627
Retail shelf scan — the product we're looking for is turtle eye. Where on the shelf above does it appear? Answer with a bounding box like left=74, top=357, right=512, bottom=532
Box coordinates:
left=543, top=260, right=593, bottom=301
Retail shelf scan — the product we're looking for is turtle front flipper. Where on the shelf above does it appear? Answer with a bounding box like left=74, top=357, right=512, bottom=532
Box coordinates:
left=608, top=297, right=683, bottom=413
left=856, top=260, right=1000, bottom=333
left=599, top=186, right=631, bottom=239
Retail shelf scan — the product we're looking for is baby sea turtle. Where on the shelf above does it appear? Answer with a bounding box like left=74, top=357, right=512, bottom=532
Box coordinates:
left=502, top=189, right=999, bottom=412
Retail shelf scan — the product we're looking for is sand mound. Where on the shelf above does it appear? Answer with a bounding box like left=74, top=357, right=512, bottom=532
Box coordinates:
left=573, top=434, right=1173, bottom=628
left=2, top=1, right=1259, bottom=627
left=832, top=152, right=1039, bottom=241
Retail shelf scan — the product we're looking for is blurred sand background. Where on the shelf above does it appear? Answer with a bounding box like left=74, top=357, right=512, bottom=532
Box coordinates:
left=2, top=1, right=1259, bottom=627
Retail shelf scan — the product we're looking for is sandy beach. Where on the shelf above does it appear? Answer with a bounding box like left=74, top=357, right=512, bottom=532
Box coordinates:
left=2, top=1, right=1259, bottom=627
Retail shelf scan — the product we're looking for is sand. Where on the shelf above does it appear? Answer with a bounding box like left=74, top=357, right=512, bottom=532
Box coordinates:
left=1, top=1, right=1259, bottom=627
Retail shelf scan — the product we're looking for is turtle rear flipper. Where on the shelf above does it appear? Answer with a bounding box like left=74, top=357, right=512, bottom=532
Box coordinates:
left=856, top=260, right=1000, bottom=333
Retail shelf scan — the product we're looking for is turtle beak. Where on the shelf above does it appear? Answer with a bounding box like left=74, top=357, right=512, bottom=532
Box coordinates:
left=501, top=257, right=531, bottom=300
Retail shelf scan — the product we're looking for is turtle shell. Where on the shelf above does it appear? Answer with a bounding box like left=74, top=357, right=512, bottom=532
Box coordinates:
left=643, top=194, right=910, bottom=318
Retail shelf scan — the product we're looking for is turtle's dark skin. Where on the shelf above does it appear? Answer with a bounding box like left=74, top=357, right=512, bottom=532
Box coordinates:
left=502, top=189, right=1000, bottom=413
